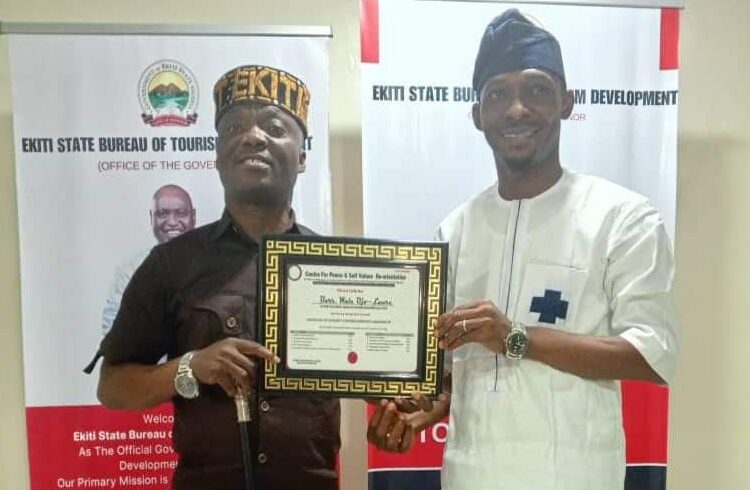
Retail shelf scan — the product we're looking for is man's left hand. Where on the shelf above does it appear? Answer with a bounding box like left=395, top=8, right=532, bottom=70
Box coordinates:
left=436, top=300, right=511, bottom=353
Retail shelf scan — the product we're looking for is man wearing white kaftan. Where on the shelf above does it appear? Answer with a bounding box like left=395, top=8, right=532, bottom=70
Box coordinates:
left=437, top=170, right=678, bottom=489
left=367, top=9, right=679, bottom=490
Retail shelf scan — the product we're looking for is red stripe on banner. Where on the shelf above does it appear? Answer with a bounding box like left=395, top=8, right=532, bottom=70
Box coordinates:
left=368, top=383, right=670, bottom=472
left=659, top=8, right=680, bottom=70
left=360, top=0, right=380, bottom=63
left=26, top=404, right=176, bottom=489
left=622, top=381, right=669, bottom=464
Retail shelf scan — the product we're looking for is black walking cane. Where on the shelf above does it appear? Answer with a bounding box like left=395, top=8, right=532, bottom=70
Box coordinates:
left=235, top=391, right=255, bottom=490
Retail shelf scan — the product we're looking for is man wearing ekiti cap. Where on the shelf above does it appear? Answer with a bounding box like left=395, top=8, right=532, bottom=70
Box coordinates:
left=368, top=10, right=679, bottom=489
left=94, top=65, right=340, bottom=490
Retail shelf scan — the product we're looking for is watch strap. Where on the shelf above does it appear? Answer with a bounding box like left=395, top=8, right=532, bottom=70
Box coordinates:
left=177, top=351, right=195, bottom=375
left=505, top=321, right=529, bottom=360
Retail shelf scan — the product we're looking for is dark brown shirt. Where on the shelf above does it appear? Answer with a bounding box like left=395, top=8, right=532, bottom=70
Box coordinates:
left=101, top=212, right=340, bottom=490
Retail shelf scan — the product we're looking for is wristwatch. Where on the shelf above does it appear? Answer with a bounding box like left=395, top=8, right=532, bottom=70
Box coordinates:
left=174, top=351, right=199, bottom=399
left=504, top=321, right=529, bottom=360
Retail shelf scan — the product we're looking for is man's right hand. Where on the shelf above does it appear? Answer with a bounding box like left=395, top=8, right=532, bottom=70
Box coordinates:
left=191, top=338, right=280, bottom=398
left=367, top=392, right=450, bottom=453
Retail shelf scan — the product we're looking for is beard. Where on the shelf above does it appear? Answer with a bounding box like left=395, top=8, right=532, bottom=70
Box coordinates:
left=502, top=155, right=537, bottom=172
left=493, top=137, right=560, bottom=175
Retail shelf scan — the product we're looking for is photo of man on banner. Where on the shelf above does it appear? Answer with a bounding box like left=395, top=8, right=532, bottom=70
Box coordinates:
left=368, top=9, right=680, bottom=490
left=101, top=184, right=197, bottom=336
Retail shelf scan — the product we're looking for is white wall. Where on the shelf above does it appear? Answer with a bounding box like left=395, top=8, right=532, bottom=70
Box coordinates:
left=669, top=0, right=750, bottom=488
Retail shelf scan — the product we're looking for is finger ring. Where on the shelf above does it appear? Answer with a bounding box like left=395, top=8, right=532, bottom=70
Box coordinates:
left=462, top=319, right=467, bottom=334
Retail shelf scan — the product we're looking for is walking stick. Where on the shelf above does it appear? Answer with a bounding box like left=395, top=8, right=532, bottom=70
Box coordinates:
left=235, top=392, right=255, bottom=490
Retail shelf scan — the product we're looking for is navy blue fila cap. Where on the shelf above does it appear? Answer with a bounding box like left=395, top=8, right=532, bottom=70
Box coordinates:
left=472, top=9, right=566, bottom=93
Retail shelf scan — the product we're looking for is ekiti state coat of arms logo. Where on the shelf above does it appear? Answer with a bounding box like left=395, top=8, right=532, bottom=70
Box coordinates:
left=138, top=60, right=198, bottom=127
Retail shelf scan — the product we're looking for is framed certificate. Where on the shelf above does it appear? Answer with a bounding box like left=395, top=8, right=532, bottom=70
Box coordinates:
left=259, top=235, right=447, bottom=398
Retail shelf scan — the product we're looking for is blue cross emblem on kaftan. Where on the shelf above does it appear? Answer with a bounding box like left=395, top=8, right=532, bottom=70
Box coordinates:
left=530, top=289, right=569, bottom=324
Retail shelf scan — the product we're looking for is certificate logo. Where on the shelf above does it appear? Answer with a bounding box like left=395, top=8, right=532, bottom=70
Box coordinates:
left=347, top=351, right=359, bottom=364
left=139, top=60, right=198, bottom=127
left=287, top=264, right=302, bottom=281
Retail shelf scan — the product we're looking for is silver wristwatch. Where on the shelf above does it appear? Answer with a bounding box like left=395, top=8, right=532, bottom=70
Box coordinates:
left=174, top=351, right=199, bottom=399
left=504, top=321, right=530, bottom=360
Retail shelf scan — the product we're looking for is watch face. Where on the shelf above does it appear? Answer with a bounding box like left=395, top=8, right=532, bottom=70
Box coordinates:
left=175, top=375, right=199, bottom=399
left=507, top=332, right=529, bottom=356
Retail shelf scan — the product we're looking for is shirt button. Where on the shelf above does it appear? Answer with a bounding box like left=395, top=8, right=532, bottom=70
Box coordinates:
left=257, top=452, right=268, bottom=464
left=260, top=400, right=270, bottom=412
left=226, top=316, right=238, bottom=329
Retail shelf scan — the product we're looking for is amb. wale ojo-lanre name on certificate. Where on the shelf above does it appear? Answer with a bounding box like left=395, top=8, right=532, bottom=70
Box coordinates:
left=286, top=263, right=420, bottom=373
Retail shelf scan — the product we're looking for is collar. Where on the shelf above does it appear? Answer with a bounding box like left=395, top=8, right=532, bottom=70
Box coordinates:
left=495, top=168, right=569, bottom=204
left=209, top=208, right=300, bottom=242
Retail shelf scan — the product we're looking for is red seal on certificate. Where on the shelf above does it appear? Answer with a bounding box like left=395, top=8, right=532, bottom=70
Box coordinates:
left=347, top=351, right=359, bottom=364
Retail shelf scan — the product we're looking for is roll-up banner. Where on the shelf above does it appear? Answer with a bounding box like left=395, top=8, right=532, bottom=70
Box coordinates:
left=361, top=1, right=679, bottom=489
left=6, top=24, right=331, bottom=489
